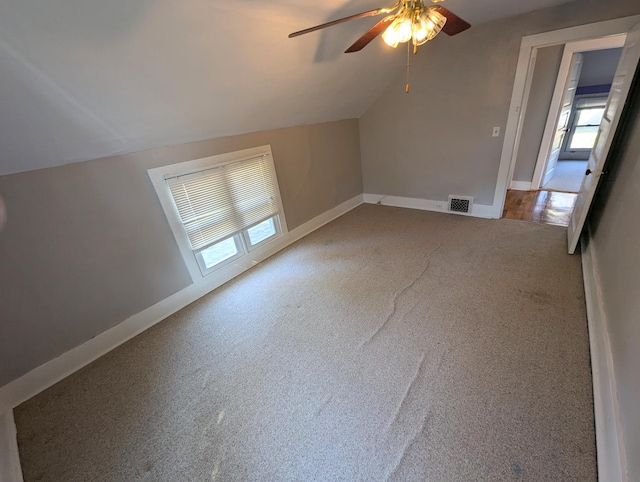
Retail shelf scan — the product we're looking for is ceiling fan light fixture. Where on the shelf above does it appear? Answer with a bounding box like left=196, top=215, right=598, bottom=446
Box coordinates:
left=382, top=10, right=413, bottom=48
left=416, top=7, right=447, bottom=44
left=412, top=18, right=430, bottom=45
left=381, top=27, right=400, bottom=48
left=289, top=0, right=470, bottom=56
left=383, top=4, right=447, bottom=49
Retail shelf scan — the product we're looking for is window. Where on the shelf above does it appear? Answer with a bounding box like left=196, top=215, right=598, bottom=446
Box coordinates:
left=245, top=217, right=278, bottom=248
left=148, top=146, right=286, bottom=278
left=198, top=236, right=241, bottom=271
left=566, top=97, right=607, bottom=151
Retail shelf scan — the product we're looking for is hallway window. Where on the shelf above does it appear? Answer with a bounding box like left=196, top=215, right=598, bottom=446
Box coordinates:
left=566, top=97, right=607, bottom=150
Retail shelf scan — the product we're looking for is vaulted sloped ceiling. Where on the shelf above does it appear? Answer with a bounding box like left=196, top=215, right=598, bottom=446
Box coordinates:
left=0, top=0, right=577, bottom=175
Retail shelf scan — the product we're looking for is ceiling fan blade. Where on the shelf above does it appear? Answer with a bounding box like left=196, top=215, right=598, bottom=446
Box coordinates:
left=433, top=7, right=471, bottom=36
left=345, top=16, right=395, bottom=53
left=288, top=5, right=397, bottom=38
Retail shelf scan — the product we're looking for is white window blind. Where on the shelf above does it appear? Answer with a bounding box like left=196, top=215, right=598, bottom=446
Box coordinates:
left=165, top=154, right=279, bottom=251
left=575, top=96, right=608, bottom=109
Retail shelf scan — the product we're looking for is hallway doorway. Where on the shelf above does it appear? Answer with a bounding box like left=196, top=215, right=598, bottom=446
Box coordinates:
left=536, top=47, right=621, bottom=194
left=502, top=189, right=577, bottom=227
left=540, top=160, right=587, bottom=192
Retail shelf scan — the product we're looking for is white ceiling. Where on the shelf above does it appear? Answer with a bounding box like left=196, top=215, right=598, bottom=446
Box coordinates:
left=0, top=0, right=578, bottom=175
left=579, top=48, right=623, bottom=87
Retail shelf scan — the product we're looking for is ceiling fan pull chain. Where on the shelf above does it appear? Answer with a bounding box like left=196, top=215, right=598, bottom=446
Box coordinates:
left=406, top=41, right=411, bottom=93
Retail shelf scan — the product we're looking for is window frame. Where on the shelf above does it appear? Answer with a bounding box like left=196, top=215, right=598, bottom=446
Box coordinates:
left=148, top=145, right=288, bottom=282
left=560, top=94, right=609, bottom=159
left=242, top=215, right=282, bottom=252
left=567, top=106, right=605, bottom=151
left=194, top=234, right=246, bottom=276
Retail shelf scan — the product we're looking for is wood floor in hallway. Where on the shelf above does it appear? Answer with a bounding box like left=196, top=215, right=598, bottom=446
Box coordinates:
left=502, top=189, right=578, bottom=227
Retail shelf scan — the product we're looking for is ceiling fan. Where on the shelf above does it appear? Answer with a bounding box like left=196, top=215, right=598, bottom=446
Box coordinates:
left=288, top=0, right=471, bottom=54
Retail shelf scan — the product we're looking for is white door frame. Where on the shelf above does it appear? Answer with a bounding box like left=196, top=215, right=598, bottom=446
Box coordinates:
left=491, top=14, right=640, bottom=219
left=531, top=35, right=626, bottom=190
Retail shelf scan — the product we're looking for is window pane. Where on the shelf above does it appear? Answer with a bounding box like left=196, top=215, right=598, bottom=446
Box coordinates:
left=200, top=237, right=238, bottom=268
left=570, top=126, right=599, bottom=149
left=576, top=107, right=604, bottom=126
left=247, top=218, right=276, bottom=246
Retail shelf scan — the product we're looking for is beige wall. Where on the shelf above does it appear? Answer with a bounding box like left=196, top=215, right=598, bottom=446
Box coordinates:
left=360, top=0, right=640, bottom=204
left=512, top=45, right=563, bottom=183
left=589, top=74, right=640, bottom=478
left=0, top=119, right=363, bottom=386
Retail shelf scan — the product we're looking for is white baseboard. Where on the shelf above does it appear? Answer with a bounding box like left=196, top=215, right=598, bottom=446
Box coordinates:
left=581, top=225, right=627, bottom=482
left=509, top=181, right=533, bottom=191
left=0, top=194, right=363, bottom=413
left=363, top=193, right=495, bottom=219
left=287, top=194, right=364, bottom=243
left=0, top=411, right=23, bottom=482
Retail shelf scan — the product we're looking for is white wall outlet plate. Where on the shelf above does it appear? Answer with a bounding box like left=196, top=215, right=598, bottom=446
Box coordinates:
left=492, top=126, right=500, bottom=137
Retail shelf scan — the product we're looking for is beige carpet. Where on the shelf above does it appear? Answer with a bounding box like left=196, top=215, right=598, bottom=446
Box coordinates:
left=15, top=205, right=596, bottom=481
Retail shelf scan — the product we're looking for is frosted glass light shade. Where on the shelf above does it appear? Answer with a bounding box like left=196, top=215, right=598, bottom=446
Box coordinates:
left=382, top=11, right=413, bottom=48
left=381, top=27, right=400, bottom=48
left=415, top=7, right=446, bottom=45
left=383, top=6, right=447, bottom=48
